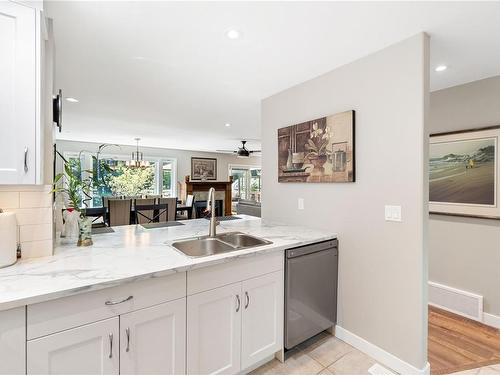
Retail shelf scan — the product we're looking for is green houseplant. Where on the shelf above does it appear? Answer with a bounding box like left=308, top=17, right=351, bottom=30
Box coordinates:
left=52, top=145, right=116, bottom=246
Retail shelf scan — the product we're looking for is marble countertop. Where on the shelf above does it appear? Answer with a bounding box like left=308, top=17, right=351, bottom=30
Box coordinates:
left=0, top=215, right=336, bottom=311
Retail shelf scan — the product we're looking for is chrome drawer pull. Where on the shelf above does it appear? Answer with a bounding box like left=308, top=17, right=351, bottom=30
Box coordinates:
left=105, top=295, right=133, bottom=306
left=24, top=147, right=28, bottom=173
left=245, top=291, right=250, bottom=309
left=236, top=295, right=241, bottom=312
left=108, top=333, right=113, bottom=358
left=126, top=327, right=130, bottom=352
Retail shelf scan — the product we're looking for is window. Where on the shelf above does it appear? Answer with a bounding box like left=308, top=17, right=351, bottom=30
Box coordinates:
left=63, top=152, right=176, bottom=207
left=229, top=165, right=262, bottom=204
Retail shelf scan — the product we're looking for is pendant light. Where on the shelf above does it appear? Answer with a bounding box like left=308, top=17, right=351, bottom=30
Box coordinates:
left=126, top=138, right=150, bottom=168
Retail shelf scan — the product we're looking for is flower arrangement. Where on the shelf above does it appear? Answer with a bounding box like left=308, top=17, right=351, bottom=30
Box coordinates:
left=305, top=122, right=332, bottom=160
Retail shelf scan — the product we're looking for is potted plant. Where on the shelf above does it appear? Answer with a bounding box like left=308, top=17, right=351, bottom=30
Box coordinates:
left=52, top=145, right=117, bottom=247
left=305, top=122, right=332, bottom=173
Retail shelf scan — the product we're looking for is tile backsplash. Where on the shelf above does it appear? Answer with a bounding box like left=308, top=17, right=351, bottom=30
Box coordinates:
left=0, top=185, right=53, bottom=258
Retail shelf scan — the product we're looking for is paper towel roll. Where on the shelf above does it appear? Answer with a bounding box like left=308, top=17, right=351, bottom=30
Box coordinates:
left=0, top=212, right=17, bottom=268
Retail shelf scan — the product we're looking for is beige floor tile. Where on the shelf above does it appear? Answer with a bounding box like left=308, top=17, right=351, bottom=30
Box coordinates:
left=479, top=366, right=500, bottom=374
left=303, top=336, right=355, bottom=367
left=327, top=349, right=376, bottom=375
left=317, top=369, right=334, bottom=375
left=249, top=352, right=324, bottom=375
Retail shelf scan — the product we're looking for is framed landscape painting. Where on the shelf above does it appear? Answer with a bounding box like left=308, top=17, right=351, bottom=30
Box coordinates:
left=277, top=110, right=355, bottom=183
left=429, top=126, right=500, bottom=219
left=191, top=157, right=217, bottom=180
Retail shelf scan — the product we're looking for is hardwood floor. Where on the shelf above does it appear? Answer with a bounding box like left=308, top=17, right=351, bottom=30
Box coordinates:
left=429, top=306, right=500, bottom=374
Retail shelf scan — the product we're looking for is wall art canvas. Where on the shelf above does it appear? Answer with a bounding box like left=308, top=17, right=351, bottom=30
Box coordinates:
left=191, top=157, right=217, bottom=180
left=429, top=126, right=500, bottom=219
left=278, top=110, right=355, bottom=183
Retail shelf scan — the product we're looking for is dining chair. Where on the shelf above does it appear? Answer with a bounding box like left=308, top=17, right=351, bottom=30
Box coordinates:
left=108, top=199, right=132, bottom=227
left=158, top=197, right=177, bottom=222
left=134, top=198, right=155, bottom=224
left=176, top=195, right=194, bottom=220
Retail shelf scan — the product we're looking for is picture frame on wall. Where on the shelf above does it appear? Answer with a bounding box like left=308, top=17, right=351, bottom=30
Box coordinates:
left=191, top=157, right=217, bottom=181
left=277, top=110, right=355, bottom=183
left=429, top=125, right=500, bottom=219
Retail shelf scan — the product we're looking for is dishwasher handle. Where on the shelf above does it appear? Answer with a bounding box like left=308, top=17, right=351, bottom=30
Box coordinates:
left=286, top=239, right=337, bottom=258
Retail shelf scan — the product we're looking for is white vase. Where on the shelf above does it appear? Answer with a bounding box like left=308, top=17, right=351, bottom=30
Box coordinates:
left=62, top=210, right=80, bottom=239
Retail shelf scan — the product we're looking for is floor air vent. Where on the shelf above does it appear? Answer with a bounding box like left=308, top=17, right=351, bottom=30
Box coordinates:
left=429, top=281, right=483, bottom=321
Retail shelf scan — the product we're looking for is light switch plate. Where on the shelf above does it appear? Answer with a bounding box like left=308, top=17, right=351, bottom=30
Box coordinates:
left=298, top=198, right=305, bottom=210
left=385, top=205, right=402, bottom=222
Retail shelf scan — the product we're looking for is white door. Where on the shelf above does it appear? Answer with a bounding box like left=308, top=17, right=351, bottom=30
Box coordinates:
left=187, top=283, right=242, bottom=375
left=120, top=299, right=186, bottom=375
left=27, top=317, right=119, bottom=375
left=241, top=271, right=283, bottom=370
left=0, top=2, right=37, bottom=184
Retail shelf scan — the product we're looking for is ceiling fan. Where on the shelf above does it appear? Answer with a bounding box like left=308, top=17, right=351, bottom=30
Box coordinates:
left=217, top=141, right=261, bottom=158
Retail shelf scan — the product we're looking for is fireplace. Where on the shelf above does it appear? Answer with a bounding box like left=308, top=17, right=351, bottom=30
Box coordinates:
left=185, top=176, right=233, bottom=216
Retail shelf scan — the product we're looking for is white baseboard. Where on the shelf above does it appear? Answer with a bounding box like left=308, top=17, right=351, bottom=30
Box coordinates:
left=483, top=312, right=500, bottom=329
left=335, top=326, right=430, bottom=375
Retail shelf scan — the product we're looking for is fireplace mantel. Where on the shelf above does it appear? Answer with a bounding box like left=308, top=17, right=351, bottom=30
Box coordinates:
left=185, top=176, right=233, bottom=216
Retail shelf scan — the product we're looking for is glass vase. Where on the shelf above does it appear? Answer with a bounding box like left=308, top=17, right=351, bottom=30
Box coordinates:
left=77, top=216, right=93, bottom=247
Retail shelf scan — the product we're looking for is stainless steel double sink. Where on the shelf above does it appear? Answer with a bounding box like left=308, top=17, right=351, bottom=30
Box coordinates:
left=171, top=232, right=272, bottom=257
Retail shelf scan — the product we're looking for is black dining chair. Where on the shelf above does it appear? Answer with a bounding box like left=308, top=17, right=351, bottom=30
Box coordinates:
left=134, top=199, right=168, bottom=224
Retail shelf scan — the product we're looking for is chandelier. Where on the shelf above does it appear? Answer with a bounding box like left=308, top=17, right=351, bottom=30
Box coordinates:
left=126, top=138, right=150, bottom=168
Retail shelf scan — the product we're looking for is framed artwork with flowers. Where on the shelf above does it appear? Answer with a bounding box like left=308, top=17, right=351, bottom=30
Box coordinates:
left=277, top=110, right=355, bottom=183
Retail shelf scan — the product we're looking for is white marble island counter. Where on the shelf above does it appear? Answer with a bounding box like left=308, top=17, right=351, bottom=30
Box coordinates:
left=0, top=215, right=336, bottom=311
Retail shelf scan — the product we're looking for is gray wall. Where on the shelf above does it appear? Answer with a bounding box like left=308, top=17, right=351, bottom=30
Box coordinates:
left=261, top=34, right=429, bottom=369
left=429, top=75, right=500, bottom=316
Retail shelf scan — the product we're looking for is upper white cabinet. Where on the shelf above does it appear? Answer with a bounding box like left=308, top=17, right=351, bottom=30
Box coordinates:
left=120, top=299, right=186, bottom=375
left=27, top=317, right=120, bottom=375
left=0, top=1, right=47, bottom=184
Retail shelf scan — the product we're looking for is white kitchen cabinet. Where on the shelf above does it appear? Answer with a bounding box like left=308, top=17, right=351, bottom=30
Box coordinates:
left=187, top=283, right=242, bottom=375
left=0, top=1, right=49, bottom=184
left=241, top=271, right=283, bottom=369
left=187, top=269, right=284, bottom=375
left=0, top=307, right=25, bottom=375
left=27, top=317, right=119, bottom=375
left=120, top=299, right=186, bottom=375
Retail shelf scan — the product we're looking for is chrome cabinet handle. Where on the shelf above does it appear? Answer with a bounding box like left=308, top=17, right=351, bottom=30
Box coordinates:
left=105, top=295, right=133, bottom=306
left=245, top=291, right=249, bottom=309
left=126, top=327, right=130, bottom=352
left=108, top=333, right=113, bottom=359
left=236, top=294, right=241, bottom=312
left=24, top=147, right=28, bottom=173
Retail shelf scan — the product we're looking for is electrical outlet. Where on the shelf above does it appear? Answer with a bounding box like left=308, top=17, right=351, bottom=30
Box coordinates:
left=385, top=205, right=402, bottom=222
left=298, top=198, right=305, bottom=210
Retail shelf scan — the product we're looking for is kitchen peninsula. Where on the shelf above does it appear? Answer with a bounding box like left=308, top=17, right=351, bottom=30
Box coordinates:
left=0, top=215, right=336, bottom=375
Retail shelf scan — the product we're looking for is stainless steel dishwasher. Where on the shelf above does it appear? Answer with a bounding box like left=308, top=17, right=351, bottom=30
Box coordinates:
left=285, top=239, right=338, bottom=349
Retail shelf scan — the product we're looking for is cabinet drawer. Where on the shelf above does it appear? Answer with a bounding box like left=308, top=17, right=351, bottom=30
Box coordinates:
left=187, top=251, right=283, bottom=295
left=27, top=272, right=186, bottom=339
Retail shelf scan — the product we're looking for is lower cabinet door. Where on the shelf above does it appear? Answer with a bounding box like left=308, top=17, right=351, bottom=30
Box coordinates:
left=120, top=298, right=186, bottom=375
left=187, top=283, right=242, bottom=375
left=27, top=317, right=119, bottom=375
left=241, top=271, right=283, bottom=370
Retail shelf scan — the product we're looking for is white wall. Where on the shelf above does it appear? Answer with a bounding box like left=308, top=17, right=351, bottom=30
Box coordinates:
left=56, top=140, right=261, bottom=193
left=429, top=75, right=500, bottom=316
left=261, top=34, right=429, bottom=370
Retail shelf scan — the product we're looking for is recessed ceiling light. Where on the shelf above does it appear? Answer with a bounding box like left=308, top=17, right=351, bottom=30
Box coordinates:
left=225, top=29, right=241, bottom=40
left=435, top=65, right=447, bottom=72
left=66, top=97, right=79, bottom=103
left=225, top=123, right=231, bottom=127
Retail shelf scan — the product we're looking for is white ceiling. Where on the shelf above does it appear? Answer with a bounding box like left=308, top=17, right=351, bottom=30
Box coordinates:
left=46, top=1, right=500, bottom=152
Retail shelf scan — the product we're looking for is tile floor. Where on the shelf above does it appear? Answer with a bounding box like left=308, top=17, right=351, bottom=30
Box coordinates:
left=449, top=364, right=500, bottom=375
left=249, top=332, right=395, bottom=375
left=249, top=331, right=500, bottom=375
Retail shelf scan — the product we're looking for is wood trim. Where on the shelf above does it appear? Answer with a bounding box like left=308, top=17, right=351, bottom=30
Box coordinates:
left=430, top=124, right=500, bottom=137
left=185, top=176, right=233, bottom=216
